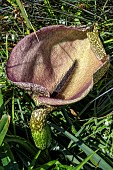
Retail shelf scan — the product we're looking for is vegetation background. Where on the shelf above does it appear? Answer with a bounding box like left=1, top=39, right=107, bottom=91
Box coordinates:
left=0, top=0, right=113, bottom=169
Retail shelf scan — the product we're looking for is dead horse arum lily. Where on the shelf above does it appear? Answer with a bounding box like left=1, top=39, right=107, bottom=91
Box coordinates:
left=6, top=24, right=109, bottom=150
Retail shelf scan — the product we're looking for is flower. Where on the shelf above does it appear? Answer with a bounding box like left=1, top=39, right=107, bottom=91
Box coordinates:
left=6, top=25, right=109, bottom=106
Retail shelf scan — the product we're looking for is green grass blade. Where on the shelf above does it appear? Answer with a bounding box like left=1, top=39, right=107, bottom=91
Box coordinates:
left=28, top=150, right=41, bottom=170
left=65, top=131, right=112, bottom=169
left=75, top=151, right=96, bottom=170
left=44, top=0, right=56, bottom=19
left=11, top=90, right=16, bottom=135
left=15, top=0, right=34, bottom=31
left=33, top=160, right=58, bottom=170
left=0, top=90, right=3, bottom=108
left=6, top=0, right=17, bottom=7
left=5, top=34, right=8, bottom=59
left=50, top=122, right=113, bottom=170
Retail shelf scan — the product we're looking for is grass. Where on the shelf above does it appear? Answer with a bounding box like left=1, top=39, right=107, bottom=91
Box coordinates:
left=0, top=0, right=113, bottom=169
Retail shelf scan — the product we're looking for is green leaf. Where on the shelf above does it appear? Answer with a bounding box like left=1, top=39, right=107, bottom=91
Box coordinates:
left=0, top=166, right=4, bottom=170
left=0, top=114, right=10, bottom=146
left=4, top=135, right=37, bottom=156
